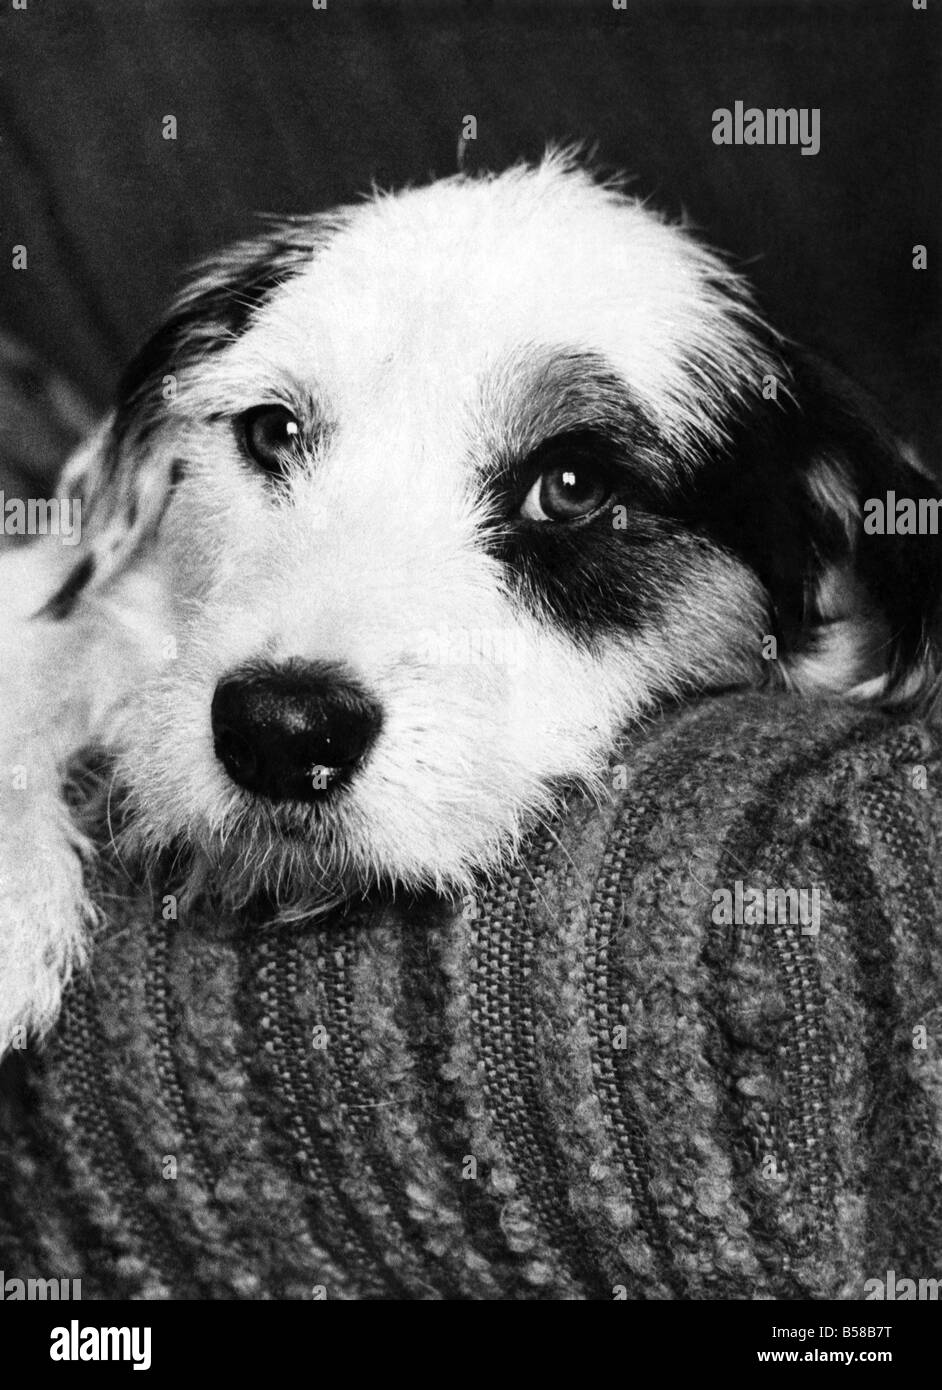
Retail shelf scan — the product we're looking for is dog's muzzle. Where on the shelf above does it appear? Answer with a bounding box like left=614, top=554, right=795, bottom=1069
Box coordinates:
left=210, top=662, right=382, bottom=803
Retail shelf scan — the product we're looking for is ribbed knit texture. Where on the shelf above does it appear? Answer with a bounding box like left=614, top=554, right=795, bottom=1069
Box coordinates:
left=1, top=691, right=941, bottom=1299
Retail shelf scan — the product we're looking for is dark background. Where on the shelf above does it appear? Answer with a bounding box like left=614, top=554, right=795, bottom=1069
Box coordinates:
left=0, top=0, right=939, bottom=486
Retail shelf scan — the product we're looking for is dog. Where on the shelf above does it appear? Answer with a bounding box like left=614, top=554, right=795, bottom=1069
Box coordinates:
left=1, top=149, right=939, bottom=1056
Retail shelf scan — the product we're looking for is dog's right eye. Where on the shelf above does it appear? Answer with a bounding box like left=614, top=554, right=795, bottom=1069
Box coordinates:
left=517, top=432, right=615, bottom=523
left=240, top=405, right=303, bottom=474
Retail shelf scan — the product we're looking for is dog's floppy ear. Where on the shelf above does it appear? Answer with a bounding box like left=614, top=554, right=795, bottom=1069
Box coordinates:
left=689, top=348, right=942, bottom=708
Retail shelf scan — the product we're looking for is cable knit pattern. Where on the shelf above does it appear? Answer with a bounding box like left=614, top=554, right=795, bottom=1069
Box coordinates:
left=1, top=691, right=940, bottom=1299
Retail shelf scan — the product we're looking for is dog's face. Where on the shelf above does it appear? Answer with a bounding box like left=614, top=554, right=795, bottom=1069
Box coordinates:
left=61, top=155, right=941, bottom=907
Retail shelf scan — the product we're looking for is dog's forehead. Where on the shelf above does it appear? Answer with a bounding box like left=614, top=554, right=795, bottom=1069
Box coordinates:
left=234, top=166, right=756, bottom=439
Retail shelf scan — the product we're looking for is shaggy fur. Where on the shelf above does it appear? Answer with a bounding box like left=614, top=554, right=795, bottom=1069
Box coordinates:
left=1, top=151, right=939, bottom=1053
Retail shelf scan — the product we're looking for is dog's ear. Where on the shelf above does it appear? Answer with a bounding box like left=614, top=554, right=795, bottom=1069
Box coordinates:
left=47, top=220, right=326, bottom=612
left=687, top=348, right=942, bottom=708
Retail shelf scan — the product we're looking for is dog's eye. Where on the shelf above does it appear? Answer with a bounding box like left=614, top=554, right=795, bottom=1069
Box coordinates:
left=240, top=405, right=303, bottom=474
left=520, top=455, right=612, bottom=522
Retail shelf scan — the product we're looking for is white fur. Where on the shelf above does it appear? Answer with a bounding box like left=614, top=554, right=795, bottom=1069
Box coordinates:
left=0, top=541, right=170, bottom=1047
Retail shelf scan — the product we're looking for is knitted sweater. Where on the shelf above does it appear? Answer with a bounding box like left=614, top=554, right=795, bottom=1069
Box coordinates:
left=1, top=691, right=940, bottom=1300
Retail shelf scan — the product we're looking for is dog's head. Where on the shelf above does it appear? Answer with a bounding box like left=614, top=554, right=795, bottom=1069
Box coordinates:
left=57, top=152, right=941, bottom=907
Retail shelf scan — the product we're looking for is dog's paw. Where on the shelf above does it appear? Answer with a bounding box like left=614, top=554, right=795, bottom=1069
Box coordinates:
left=0, top=538, right=170, bottom=1058
left=0, top=777, right=97, bottom=1056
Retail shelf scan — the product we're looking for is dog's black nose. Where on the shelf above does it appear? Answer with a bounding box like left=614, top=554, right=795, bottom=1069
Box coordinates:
left=211, top=664, right=382, bottom=802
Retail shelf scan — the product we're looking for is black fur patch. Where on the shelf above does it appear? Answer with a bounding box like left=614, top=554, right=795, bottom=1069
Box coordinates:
left=497, top=503, right=703, bottom=644
left=486, top=345, right=942, bottom=694
left=678, top=350, right=942, bottom=685
left=38, top=553, right=96, bottom=621
left=479, top=348, right=670, bottom=488
left=110, top=218, right=336, bottom=459
left=480, top=352, right=717, bottom=644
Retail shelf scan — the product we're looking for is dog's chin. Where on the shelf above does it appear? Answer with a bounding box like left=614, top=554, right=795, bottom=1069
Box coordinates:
left=113, top=793, right=357, bottom=920
left=113, top=777, right=486, bottom=924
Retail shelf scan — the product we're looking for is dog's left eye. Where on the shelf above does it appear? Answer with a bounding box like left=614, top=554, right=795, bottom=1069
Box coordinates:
left=240, top=405, right=303, bottom=474
left=520, top=452, right=612, bottom=523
